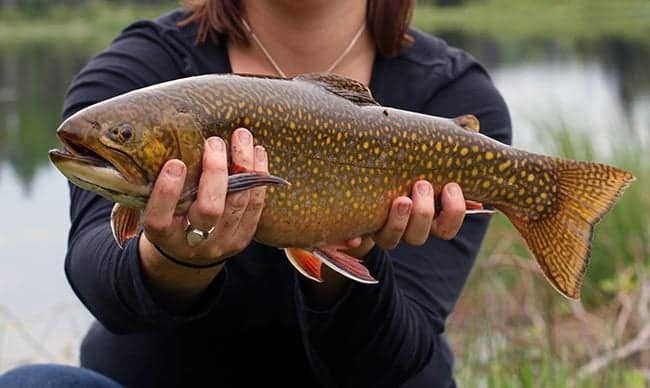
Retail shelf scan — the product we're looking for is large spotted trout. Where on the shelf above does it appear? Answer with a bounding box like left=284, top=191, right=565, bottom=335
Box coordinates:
left=48, top=73, right=635, bottom=299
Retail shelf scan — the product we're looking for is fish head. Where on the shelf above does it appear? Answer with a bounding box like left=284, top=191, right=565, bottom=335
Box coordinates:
left=48, top=93, right=204, bottom=207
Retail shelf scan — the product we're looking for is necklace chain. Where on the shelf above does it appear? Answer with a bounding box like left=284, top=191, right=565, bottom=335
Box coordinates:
left=241, top=18, right=366, bottom=78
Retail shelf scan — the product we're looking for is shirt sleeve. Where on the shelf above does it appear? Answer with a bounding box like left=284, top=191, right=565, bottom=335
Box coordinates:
left=294, top=65, right=512, bottom=388
left=63, top=22, right=226, bottom=334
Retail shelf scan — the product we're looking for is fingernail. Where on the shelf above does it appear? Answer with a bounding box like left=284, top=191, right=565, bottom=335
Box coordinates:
left=417, top=182, right=432, bottom=196
left=208, top=137, right=224, bottom=151
left=166, top=161, right=183, bottom=177
left=398, top=202, right=411, bottom=216
left=238, top=129, right=251, bottom=145
left=447, top=183, right=461, bottom=197
left=256, top=146, right=266, bottom=161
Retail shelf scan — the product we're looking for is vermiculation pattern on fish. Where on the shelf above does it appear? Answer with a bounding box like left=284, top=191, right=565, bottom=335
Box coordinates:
left=49, top=73, right=635, bottom=300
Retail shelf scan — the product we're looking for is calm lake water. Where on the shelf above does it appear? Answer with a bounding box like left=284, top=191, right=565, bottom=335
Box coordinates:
left=0, top=32, right=648, bottom=372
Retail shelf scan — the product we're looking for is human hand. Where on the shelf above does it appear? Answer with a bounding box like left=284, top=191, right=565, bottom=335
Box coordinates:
left=140, top=128, right=268, bottom=267
left=344, top=181, right=467, bottom=258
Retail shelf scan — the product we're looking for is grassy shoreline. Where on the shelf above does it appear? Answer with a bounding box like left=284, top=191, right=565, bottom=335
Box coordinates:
left=1, top=1, right=649, bottom=48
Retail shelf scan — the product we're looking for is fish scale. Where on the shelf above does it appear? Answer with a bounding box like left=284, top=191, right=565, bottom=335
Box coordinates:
left=49, top=72, right=635, bottom=299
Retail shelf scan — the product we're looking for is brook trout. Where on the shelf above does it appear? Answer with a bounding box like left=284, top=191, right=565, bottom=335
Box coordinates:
left=49, top=73, right=635, bottom=299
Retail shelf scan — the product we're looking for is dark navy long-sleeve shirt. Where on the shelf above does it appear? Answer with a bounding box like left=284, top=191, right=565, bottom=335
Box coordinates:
left=62, top=9, right=511, bottom=388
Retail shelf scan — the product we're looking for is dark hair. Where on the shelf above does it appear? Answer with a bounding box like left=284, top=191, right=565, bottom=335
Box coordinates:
left=180, top=0, right=414, bottom=57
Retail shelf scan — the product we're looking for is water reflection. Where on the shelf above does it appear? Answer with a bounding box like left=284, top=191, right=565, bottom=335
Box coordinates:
left=438, top=31, right=650, bottom=117
left=0, top=43, right=90, bottom=194
left=493, top=59, right=647, bottom=155
left=0, top=34, right=648, bottom=372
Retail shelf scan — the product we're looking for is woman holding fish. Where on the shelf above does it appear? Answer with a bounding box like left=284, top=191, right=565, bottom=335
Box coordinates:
left=0, top=0, right=511, bottom=387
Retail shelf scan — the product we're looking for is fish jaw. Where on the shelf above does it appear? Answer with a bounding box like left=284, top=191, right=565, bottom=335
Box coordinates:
left=55, top=111, right=151, bottom=187
left=49, top=149, right=151, bottom=209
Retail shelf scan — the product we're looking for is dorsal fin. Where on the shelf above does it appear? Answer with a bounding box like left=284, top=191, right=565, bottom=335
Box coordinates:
left=294, top=73, right=379, bottom=106
left=453, top=114, right=480, bottom=132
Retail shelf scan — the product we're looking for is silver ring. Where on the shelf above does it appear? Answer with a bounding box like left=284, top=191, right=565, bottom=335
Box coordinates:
left=185, top=217, right=215, bottom=247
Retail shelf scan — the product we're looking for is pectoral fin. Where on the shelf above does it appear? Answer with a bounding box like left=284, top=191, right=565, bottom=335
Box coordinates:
left=465, top=200, right=497, bottom=215
left=110, top=203, right=141, bottom=248
left=228, top=172, right=290, bottom=193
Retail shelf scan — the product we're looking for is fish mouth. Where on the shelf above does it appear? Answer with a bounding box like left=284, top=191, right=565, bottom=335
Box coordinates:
left=49, top=134, right=151, bottom=202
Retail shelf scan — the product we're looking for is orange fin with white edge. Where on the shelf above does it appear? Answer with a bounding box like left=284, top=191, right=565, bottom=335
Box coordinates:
left=285, top=248, right=323, bottom=282
left=110, top=203, right=141, bottom=248
left=314, top=247, right=378, bottom=284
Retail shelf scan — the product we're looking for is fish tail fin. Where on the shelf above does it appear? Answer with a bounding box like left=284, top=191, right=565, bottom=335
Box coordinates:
left=499, top=159, right=635, bottom=299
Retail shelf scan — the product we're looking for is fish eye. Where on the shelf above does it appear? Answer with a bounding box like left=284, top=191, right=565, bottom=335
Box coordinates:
left=108, top=123, right=134, bottom=143
left=120, top=124, right=133, bottom=141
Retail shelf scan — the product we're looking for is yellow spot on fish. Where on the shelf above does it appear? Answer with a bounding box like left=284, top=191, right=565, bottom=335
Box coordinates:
left=435, top=142, right=442, bottom=151
left=528, top=174, right=535, bottom=182
left=485, top=152, right=494, bottom=160
left=460, top=147, right=469, bottom=156
left=498, top=160, right=511, bottom=171
left=482, top=181, right=491, bottom=189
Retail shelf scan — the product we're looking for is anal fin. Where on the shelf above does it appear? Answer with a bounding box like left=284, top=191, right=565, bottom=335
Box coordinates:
left=285, top=248, right=323, bottom=282
left=110, top=203, right=141, bottom=248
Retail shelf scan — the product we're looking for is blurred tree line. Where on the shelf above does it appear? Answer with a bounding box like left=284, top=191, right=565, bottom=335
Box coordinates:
left=0, top=0, right=167, bottom=10
left=0, top=0, right=477, bottom=10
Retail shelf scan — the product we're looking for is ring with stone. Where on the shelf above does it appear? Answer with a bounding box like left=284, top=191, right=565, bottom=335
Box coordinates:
left=185, top=217, right=215, bottom=247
